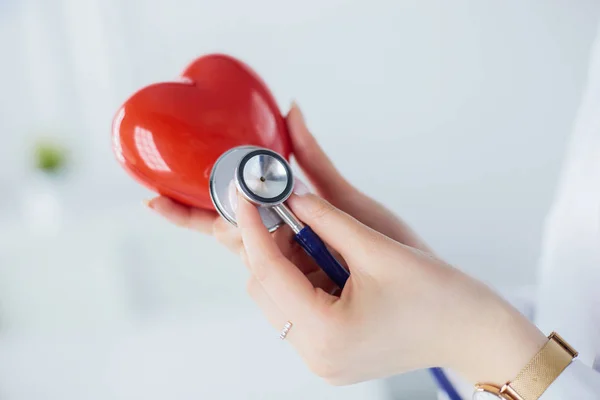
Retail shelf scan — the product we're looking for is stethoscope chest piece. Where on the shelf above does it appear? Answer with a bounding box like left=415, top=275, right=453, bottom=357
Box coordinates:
left=235, top=148, right=294, bottom=205
left=209, top=146, right=284, bottom=232
left=210, top=145, right=350, bottom=290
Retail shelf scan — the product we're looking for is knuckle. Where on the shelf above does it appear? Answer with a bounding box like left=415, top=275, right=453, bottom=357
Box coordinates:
left=309, top=199, right=336, bottom=223
left=253, top=252, right=288, bottom=283
left=307, top=356, right=343, bottom=384
left=212, top=222, right=237, bottom=245
left=211, top=220, right=226, bottom=238
left=352, top=231, right=385, bottom=259
left=362, top=230, right=382, bottom=250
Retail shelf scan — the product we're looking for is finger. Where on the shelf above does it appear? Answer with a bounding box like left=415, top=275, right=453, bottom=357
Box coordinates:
left=240, top=218, right=322, bottom=275
left=286, top=193, right=382, bottom=265
left=242, top=247, right=328, bottom=290
left=271, top=227, right=339, bottom=293
left=246, top=277, right=294, bottom=340
left=212, top=217, right=243, bottom=253
left=287, top=103, right=352, bottom=198
left=236, top=192, right=325, bottom=316
left=146, top=196, right=218, bottom=234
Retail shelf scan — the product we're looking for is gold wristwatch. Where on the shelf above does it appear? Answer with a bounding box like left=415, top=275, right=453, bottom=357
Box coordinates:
left=473, top=332, right=578, bottom=400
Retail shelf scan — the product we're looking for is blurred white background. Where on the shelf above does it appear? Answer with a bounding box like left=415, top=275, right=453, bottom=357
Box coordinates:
left=0, top=0, right=599, bottom=399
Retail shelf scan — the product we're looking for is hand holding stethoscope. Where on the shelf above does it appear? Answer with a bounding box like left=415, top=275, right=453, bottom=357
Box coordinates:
left=220, top=164, right=545, bottom=396
left=145, top=105, right=534, bottom=399
left=210, top=146, right=350, bottom=289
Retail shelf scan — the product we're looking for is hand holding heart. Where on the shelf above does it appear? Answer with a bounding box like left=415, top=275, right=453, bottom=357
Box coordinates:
left=147, top=104, right=546, bottom=387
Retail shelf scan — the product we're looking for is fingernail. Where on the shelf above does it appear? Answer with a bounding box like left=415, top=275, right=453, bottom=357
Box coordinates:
left=228, top=179, right=238, bottom=212
left=293, top=178, right=310, bottom=196
left=143, top=199, right=154, bottom=209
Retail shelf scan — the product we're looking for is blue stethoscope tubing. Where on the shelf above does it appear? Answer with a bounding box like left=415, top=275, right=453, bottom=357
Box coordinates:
left=294, top=225, right=350, bottom=288
left=430, top=366, right=463, bottom=400
left=318, top=259, right=461, bottom=400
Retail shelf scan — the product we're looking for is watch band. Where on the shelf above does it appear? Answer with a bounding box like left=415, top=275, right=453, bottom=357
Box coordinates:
left=500, top=332, right=578, bottom=400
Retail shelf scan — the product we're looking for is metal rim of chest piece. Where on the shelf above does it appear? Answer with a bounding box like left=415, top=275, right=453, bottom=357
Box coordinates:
left=209, top=146, right=285, bottom=232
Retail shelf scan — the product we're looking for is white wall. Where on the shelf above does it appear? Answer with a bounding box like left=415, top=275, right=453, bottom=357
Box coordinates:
left=0, top=1, right=599, bottom=399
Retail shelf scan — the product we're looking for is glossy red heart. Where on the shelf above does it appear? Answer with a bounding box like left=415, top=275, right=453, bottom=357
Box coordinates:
left=112, top=54, right=292, bottom=210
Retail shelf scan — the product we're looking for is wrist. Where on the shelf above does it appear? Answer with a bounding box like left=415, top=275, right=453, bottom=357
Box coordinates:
left=443, top=278, right=546, bottom=384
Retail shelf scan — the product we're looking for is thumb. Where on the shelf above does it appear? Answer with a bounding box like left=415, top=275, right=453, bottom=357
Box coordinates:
left=287, top=103, right=352, bottom=198
left=287, top=193, right=380, bottom=266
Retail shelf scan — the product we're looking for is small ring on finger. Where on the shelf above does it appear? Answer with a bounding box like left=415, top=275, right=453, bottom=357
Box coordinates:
left=279, top=321, right=293, bottom=340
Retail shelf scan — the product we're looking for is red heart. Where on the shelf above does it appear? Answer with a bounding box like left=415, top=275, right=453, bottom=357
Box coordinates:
left=112, top=54, right=292, bottom=210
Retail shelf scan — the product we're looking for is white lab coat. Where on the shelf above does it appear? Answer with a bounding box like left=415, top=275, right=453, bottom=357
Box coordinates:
left=439, top=24, right=600, bottom=400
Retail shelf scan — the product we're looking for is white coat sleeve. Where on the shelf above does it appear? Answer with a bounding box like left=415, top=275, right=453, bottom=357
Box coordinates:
left=440, top=21, right=600, bottom=400
left=515, top=19, right=600, bottom=399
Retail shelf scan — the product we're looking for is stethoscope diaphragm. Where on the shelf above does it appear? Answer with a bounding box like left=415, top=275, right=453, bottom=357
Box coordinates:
left=209, top=146, right=283, bottom=232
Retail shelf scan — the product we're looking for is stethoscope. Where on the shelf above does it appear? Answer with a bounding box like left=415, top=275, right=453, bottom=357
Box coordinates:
left=209, top=145, right=462, bottom=400
left=210, top=145, right=349, bottom=288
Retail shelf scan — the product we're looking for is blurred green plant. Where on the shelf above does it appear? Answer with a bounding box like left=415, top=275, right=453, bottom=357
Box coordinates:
left=33, top=138, right=69, bottom=175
